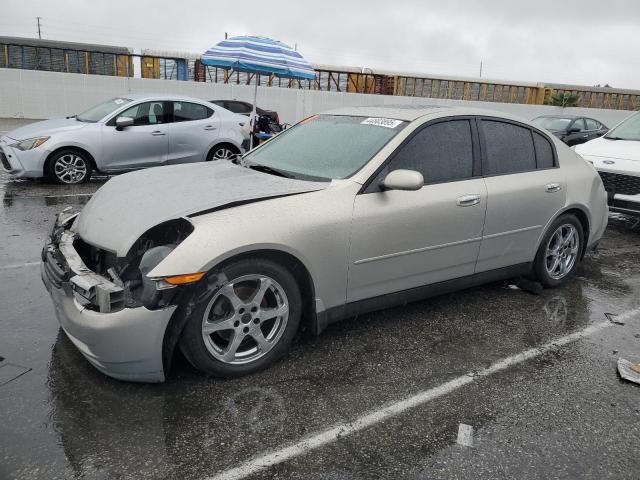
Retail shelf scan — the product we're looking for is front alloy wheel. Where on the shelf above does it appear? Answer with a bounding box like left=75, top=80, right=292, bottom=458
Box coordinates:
left=179, top=258, right=302, bottom=378
left=202, top=275, right=289, bottom=364
left=49, top=151, right=92, bottom=184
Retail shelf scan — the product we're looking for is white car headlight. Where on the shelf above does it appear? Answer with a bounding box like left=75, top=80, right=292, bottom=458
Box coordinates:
left=11, top=136, right=50, bottom=151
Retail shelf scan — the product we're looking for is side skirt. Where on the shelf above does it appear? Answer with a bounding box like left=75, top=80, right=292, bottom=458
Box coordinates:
left=315, top=262, right=532, bottom=335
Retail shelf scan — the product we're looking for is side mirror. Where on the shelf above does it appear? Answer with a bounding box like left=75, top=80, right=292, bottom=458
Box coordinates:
left=115, top=116, right=134, bottom=130
left=567, top=127, right=581, bottom=134
left=380, top=169, right=424, bottom=191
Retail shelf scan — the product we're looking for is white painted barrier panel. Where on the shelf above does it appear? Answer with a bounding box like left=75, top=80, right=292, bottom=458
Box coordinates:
left=0, top=68, right=633, bottom=128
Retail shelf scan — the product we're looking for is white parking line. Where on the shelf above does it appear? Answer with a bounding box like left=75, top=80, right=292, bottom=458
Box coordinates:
left=9, top=193, right=94, bottom=199
left=0, top=261, right=40, bottom=271
left=207, top=308, right=640, bottom=480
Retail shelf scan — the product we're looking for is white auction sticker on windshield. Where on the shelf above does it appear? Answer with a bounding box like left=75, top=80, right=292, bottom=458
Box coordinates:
left=361, top=117, right=403, bottom=129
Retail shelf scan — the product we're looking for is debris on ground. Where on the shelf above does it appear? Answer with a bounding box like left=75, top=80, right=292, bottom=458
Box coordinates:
left=617, top=358, right=640, bottom=385
left=605, top=313, right=625, bottom=325
left=456, top=423, right=474, bottom=447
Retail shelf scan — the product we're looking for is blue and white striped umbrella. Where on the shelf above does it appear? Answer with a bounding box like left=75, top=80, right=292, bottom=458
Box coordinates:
left=201, top=35, right=316, bottom=80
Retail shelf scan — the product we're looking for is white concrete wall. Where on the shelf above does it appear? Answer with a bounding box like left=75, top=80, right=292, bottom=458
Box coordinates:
left=0, top=68, right=634, bottom=128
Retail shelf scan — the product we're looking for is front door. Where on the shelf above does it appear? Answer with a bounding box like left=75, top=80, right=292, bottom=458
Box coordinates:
left=101, top=101, right=169, bottom=171
left=347, top=118, right=487, bottom=302
left=565, top=118, right=589, bottom=146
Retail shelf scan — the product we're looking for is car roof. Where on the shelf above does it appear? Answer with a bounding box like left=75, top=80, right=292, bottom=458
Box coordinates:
left=119, top=93, right=211, bottom=103
left=323, top=104, right=534, bottom=124
left=534, top=115, right=581, bottom=119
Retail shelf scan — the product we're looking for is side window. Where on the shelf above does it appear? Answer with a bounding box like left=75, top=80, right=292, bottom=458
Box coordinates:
left=482, top=120, right=536, bottom=175
left=570, top=118, right=586, bottom=131
left=384, top=120, right=474, bottom=184
left=533, top=132, right=555, bottom=169
left=585, top=118, right=599, bottom=130
left=173, top=102, right=213, bottom=122
left=119, top=101, right=166, bottom=126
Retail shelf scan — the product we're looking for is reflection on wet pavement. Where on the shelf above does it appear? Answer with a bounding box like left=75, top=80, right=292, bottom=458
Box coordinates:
left=1, top=175, right=639, bottom=479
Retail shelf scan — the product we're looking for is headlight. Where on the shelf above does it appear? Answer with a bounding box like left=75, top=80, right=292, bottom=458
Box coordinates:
left=11, top=136, right=50, bottom=151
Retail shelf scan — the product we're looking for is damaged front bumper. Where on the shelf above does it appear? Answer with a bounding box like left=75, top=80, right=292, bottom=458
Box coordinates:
left=41, top=213, right=176, bottom=383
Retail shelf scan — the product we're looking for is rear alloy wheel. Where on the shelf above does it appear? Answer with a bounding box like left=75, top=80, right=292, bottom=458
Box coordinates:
left=180, top=258, right=301, bottom=377
left=533, top=214, right=584, bottom=288
left=48, top=150, right=92, bottom=184
left=207, top=145, right=238, bottom=161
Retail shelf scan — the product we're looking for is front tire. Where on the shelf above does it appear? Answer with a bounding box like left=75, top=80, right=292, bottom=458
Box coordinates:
left=47, top=150, right=92, bottom=184
left=533, top=214, right=584, bottom=288
left=179, top=258, right=302, bottom=378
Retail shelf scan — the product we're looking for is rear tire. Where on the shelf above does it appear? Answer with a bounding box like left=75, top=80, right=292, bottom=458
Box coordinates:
left=206, top=144, right=239, bottom=162
left=533, top=214, right=584, bottom=288
left=46, top=149, right=92, bottom=184
left=179, top=258, right=302, bottom=378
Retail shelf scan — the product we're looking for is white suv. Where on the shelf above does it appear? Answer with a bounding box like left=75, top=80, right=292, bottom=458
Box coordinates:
left=575, top=112, right=640, bottom=216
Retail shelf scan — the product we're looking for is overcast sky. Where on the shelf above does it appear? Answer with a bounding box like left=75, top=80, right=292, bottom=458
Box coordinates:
left=2, top=0, right=640, bottom=89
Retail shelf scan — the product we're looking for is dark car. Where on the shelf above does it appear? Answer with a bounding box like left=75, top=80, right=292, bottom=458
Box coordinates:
left=531, top=115, right=608, bottom=146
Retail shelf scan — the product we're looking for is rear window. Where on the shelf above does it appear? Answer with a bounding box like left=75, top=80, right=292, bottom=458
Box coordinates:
left=173, top=102, right=212, bottom=122
left=533, top=132, right=555, bottom=169
left=482, top=120, right=536, bottom=175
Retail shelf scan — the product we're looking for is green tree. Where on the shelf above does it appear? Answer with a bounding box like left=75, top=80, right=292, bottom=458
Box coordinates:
left=547, top=92, right=581, bottom=107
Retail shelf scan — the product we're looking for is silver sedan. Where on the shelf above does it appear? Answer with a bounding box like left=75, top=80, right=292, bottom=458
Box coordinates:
left=41, top=105, right=608, bottom=382
left=0, top=94, right=248, bottom=184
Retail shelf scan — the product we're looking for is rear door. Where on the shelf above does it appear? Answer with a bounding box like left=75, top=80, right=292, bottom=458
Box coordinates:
left=101, top=101, right=169, bottom=171
left=585, top=118, right=603, bottom=140
left=166, top=101, right=220, bottom=164
left=348, top=118, right=487, bottom=302
left=476, top=119, right=565, bottom=272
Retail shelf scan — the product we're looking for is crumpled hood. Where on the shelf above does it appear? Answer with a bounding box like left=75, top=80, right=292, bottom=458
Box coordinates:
left=75, top=161, right=328, bottom=256
left=5, top=118, right=86, bottom=140
left=576, top=137, right=640, bottom=161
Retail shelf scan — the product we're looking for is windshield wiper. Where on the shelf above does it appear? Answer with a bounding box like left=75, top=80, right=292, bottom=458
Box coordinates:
left=248, top=164, right=293, bottom=178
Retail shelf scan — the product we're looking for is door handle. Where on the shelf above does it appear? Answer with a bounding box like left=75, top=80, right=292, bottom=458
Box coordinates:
left=151, top=131, right=166, bottom=136
left=546, top=183, right=562, bottom=193
left=456, top=194, right=481, bottom=207
left=581, top=134, right=588, bottom=138
left=204, top=125, right=217, bottom=131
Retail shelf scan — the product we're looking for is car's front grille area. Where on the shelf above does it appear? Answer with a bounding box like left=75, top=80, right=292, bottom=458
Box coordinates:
left=599, top=171, right=640, bottom=196
left=0, top=149, right=11, bottom=171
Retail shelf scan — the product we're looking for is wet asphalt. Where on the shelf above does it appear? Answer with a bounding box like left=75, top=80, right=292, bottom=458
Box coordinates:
left=1, top=172, right=640, bottom=480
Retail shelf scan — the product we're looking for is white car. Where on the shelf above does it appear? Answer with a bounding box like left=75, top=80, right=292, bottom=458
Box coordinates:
left=575, top=111, right=640, bottom=216
left=0, top=94, right=248, bottom=184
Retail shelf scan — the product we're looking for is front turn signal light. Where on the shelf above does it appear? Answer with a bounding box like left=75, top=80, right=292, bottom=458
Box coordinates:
left=163, top=272, right=206, bottom=285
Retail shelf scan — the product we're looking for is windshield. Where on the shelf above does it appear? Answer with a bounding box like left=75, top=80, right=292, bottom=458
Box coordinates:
left=532, top=117, right=572, bottom=131
left=76, top=97, right=132, bottom=123
left=242, top=115, right=407, bottom=180
left=605, top=113, right=640, bottom=141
